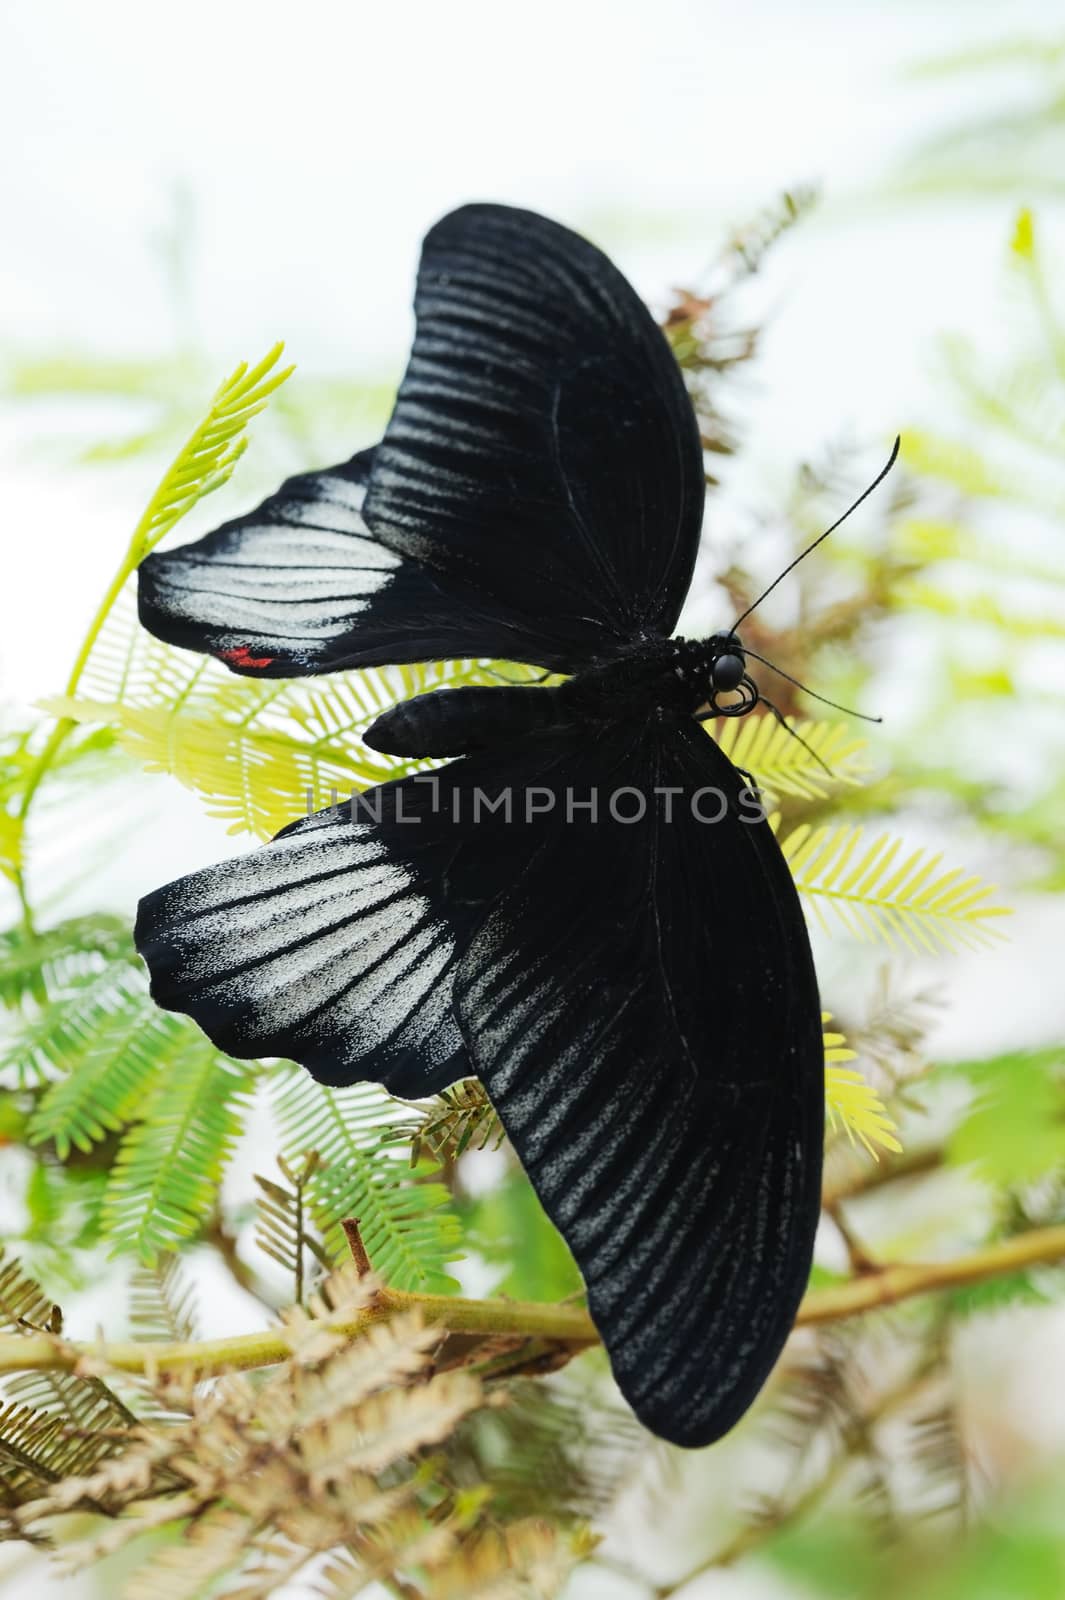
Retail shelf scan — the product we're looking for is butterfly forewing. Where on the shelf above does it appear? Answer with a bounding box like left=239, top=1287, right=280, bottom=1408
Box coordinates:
left=363, top=204, right=706, bottom=663
left=138, top=205, right=704, bottom=676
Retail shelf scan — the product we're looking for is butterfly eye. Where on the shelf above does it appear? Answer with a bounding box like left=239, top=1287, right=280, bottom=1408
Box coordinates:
left=712, top=652, right=745, bottom=692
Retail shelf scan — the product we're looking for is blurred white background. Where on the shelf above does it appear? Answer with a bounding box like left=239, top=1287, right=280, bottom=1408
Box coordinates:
left=2, top=2, right=1064, bottom=1595
left=2, top=0, right=1055, bottom=709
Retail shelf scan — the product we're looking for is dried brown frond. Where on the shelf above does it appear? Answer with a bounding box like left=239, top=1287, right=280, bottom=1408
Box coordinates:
left=448, top=1375, right=644, bottom=1523
left=423, top=1518, right=576, bottom=1599
left=15, top=1265, right=559, bottom=1598
left=662, top=186, right=818, bottom=475
left=716, top=1303, right=972, bottom=1575
left=846, top=969, right=942, bottom=1094
left=0, top=1250, right=137, bottom=1518
left=254, top=1151, right=334, bottom=1306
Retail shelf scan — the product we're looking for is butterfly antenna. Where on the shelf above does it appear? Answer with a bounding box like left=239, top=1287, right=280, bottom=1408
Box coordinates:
left=730, top=436, right=901, bottom=634
left=743, top=648, right=883, bottom=724
left=757, top=697, right=835, bottom=776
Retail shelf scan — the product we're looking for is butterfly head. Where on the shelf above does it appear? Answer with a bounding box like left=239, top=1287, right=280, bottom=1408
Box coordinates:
left=667, top=633, right=756, bottom=718
left=707, top=633, right=746, bottom=694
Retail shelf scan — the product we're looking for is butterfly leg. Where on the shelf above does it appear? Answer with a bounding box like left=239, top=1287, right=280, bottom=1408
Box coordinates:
left=483, top=665, right=556, bottom=686
left=757, top=696, right=834, bottom=778
left=694, top=675, right=759, bottom=724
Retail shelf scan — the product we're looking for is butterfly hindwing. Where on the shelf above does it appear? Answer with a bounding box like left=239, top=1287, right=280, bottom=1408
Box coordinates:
left=452, top=719, right=824, bottom=1447
left=138, top=204, right=705, bottom=675
left=133, top=708, right=577, bottom=1095
left=134, top=778, right=476, bottom=1097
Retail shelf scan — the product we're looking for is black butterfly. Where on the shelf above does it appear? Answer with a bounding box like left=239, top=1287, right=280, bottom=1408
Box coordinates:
left=135, top=204, right=891, bottom=1447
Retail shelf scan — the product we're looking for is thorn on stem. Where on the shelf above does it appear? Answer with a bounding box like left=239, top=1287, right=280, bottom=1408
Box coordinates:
left=340, top=1218, right=373, bottom=1278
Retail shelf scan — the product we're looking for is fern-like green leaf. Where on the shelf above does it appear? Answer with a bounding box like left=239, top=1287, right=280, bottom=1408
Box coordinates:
left=896, top=579, right=1065, bottom=641
left=26, top=982, right=170, bottom=1157
left=101, top=1026, right=254, bottom=1263
left=708, top=714, right=871, bottom=801
left=129, top=343, right=294, bottom=563
left=0, top=915, right=134, bottom=1012
left=824, top=1072, right=902, bottom=1159
left=403, top=1080, right=504, bottom=1168
left=900, top=413, right=1054, bottom=493
left=0, top=811, right=22, bottom=882
left=128, top=1253, right=200, bottom=1344
left=253, top=1153, right=333, bottom=1305
left=17, top=343, right=294, bottom=801
left=779, top=821, right=1011, bottom=953
left=943, top=1047, right=1065, bottom=1185
left=272, top=1070, right=462, bottom=1293
left=893, top=517, right=1065, bottom=590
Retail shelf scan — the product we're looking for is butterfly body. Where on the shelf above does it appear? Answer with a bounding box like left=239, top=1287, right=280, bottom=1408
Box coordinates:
left=365, top=632, right=752, bottom=763
left=558, top=633, right=751, bottom=720
left=134, top=202, right=828, bottom=1449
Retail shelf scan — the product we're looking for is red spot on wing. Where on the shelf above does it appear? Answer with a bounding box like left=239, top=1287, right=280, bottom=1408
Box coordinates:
left=218, top=645, right=276, bottom=670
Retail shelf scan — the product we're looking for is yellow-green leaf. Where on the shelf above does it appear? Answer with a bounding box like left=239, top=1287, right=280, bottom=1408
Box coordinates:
left=780, top=821, right=1010, bottom=954
left=823, top=1013, right=901, bottom=1159
left=707, top=714, right=870, bottom=801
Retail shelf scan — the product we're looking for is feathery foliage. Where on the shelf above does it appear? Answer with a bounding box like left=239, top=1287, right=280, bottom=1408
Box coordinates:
left=709, top=713, right=871, bottom=801
left=450, top=1374, right=644, bottom=1523
left=99, top=1032, right=253, bottom=1263
left=0, top=914, right=134, bottom=1012
left=823, top=1014, right=902, bottom=1159
left=0, top=1251, right=135, bottom=1513
left=0, top=293, right=1010, bottom=1313
left=127, top=343, right=294, bottom=564
left=253, top=1152, right=334, bottom=1306
left=272, top=1070, right=463, bottom=1293
left=780, top=821, right=1009, bottom=953
left=942, top=1047, right=1065, bottom=1185
left=11, top=1266, right=577, bottom=1597
left=1, top=156, right=1052, bottom=1600
left=128, top=1253, right=200, bottom=1345
left=404, top=1079, right=505, bottom=1168
left=21, top=967, right=158, bottom=1135
left=49, top=652, right=513, bottom=838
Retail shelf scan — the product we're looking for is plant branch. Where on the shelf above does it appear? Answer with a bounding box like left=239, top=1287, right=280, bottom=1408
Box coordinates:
left=823, top=1144, right=942, bottom=1206
left=794, top=1224, right=1065, bottom=1324
left=205, top=1212, right=279, bottom=1313
left=0, top=1288, right=598, bottom=1377
left=823, top=1198, right=881, bottom=1275
left=2, top=1223, right=1065, bottom=1380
